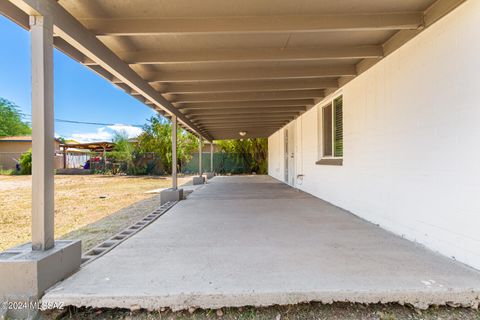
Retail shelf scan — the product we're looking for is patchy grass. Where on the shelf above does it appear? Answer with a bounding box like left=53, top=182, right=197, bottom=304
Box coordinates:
left=0, top=175, right=191, bottom=252
left=59, top=194, right=161, bottom=253
left=0, top=168, right=17, bottom=175
left=43, top=303, right=480, bottom=320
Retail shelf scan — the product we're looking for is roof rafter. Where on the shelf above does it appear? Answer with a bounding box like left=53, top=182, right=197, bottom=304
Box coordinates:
left=79, top=13, right=423, bottom=36
left=168, top=90, right=323, bottom=103
left=190, top=112, right=300, bottom=123
left=184, top=106, right=307, bottom=116
left=198, top=124, right=288, bottom=131
left=196, top=118, right=293, bottom=125
left=84, top=46, right=383, bottom=65
left=176, top=99, right=315, bottom=110
left=203, top=126, right=283, bottom=131
left=206, top=127, right=282, bottom=131
left=155, top=78, right=338, bottom=94
left=145, top=65, right=356, bottom=82
left=190, top=113, right=300, bottom=121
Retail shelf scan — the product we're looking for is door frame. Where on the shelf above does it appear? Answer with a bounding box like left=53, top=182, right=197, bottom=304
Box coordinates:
left=284, top=125, right=295, bottom=186
left=284, top=129, right=289, bottom=183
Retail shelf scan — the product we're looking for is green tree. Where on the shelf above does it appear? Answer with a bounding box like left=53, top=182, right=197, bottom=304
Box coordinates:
left=177, top=130, right=197, bottom=172
left=135, top=115, right=198, bottom=174
left=109, top=131, right=136, bottom=173
left=217, top=138, right=268, bottom=174
left=0, top=98, right=31, bottom=137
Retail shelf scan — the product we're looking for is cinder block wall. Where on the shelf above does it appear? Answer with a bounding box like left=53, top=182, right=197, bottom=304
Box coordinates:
left=268, top=1, right=480, bottom=270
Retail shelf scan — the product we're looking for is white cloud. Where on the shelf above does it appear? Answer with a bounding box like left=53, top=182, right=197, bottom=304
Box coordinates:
left=68, top=124, right=143, bottom=143
left=107, top=124, right=143, bottom=138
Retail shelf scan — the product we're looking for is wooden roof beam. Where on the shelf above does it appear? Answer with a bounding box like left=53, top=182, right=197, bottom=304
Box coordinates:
left=176, top=99, right=314, bottom=110
left=196, top=118, right=294, bottom=125
left=183, top=106, right=307, bottom=116
left=146, top=65, right=356, bottom=82
left=208, top=128, right=281, bottom=139
left=79, top=13, right=423, bottom=36
left=190, top=113, right=301, bottom=121
left=199, top=124, right=289, bottom=131
left=85, top=46, right=383, bottom=65
left=168, top=90, right=323, bottom=103
left=155, top=78, right=338, bottom=94
left=206, top=126, right=283, bottom=131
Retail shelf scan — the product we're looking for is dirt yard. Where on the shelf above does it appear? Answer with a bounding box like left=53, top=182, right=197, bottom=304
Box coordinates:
left=43, top=303, right=480, bottom=320
left=0, top=174, right=191, bottom=252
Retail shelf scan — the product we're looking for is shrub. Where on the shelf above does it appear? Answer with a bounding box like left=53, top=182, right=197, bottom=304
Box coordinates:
left=19, top=149, right=32, bottom=175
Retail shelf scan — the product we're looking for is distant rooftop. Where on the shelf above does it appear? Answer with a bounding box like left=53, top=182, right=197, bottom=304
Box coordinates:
left=61, top=141, right=115, bottom=151
left=0, top=135, right=62, bottom=143
left=0, top=135, right=33, bottom=142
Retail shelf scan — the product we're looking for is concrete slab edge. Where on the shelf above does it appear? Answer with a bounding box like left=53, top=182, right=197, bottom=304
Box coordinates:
left=81, top=201, right=177, bottom=266
left=42, top=290, right=480, bottom=311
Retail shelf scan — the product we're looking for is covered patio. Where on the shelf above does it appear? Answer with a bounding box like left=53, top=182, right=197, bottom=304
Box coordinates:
left=2, top=0, right=480, bottom=315
left=42, top=175, right=480, bottom=310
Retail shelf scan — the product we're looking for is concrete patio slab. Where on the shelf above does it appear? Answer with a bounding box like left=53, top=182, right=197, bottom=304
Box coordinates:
left=42, top=176, right=480, bottom=310
left=145, top=184, right=205, bottom=194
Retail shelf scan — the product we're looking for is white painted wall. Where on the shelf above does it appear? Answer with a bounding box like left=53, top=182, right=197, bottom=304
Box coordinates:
left=268, top=0, right=480, bottom=270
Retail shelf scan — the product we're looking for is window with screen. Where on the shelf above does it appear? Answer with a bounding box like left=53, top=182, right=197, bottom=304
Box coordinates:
left=318, top=95, right=343, bottom=165
left=333, top=96, right=343, bottom=157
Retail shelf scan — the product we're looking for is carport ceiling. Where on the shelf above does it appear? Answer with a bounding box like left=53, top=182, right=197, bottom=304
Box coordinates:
left=3, top=0, right=465, bottom=139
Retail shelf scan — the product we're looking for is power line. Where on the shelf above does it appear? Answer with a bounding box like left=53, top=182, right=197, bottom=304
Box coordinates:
left=54, top=118, right=144, bottom=128
left=20, top=113, right=144, bottom=128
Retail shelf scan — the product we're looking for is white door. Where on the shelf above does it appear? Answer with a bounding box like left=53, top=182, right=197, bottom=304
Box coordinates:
left=287, top=126, right=295, bottom=186
left=284, top=129, right=289, bottom=183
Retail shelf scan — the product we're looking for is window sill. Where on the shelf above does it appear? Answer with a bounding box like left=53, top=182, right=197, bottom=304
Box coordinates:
left=315, top=158, right=343, bottom=166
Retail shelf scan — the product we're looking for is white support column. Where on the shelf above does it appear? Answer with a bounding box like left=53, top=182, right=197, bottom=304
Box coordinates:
left=210, top=141, right=214, bottom=172
left=171, top=115, right=177, bottom=190
left=30, top=15, right=55, bottom=251
left=160, top=115, right=183, bottom=202
left=198, top=136, right=203, bottom=176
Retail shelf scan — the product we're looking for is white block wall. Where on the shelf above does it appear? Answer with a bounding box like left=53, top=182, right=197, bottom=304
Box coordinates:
left=268, top=0, right=480, bottom=270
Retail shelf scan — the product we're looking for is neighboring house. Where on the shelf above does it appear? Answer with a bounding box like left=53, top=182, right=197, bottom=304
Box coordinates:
left=0, top=136, right=63, bottom=170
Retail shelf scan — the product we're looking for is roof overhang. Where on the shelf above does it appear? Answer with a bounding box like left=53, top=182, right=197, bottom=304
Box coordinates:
left=1, top=0, right=466, bottom=140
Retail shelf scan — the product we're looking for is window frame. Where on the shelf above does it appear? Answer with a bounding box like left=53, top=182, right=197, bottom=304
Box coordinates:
left=317, top=94, right=343, bottom=166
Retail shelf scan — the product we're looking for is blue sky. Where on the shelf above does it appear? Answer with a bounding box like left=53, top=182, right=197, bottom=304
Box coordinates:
left=0, top=15, right=157, bottom=142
